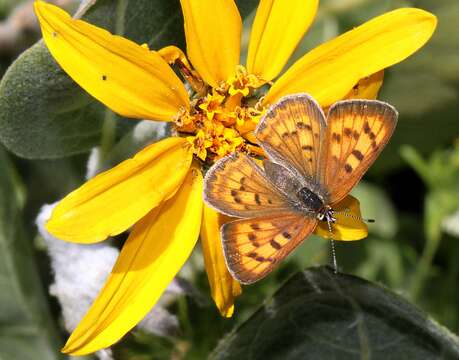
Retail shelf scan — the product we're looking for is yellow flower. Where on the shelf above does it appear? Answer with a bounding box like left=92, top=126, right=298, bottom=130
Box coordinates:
left=34, top=0, right=436, bottom=355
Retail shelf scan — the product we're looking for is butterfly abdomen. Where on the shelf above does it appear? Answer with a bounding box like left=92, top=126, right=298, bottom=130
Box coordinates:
left=297, top=187, right=323, bottom=212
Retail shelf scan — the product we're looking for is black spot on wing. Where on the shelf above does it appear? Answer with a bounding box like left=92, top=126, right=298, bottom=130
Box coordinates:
left=351, top=149, right=364, bottom=161
left=270, top=239, right=282, bottom=250
left=332, top=133, right=341, bottom=142
left=363, top=122, right=371, bottom=134
left=250, top=223, right=261, bottom=230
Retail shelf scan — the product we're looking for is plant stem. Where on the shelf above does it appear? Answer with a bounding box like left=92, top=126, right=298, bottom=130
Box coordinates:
left=99, top=0, right=128, bottom=162
left=409, top=231, right=441, bottom=300
left=100, top=110, right=116, bottom=161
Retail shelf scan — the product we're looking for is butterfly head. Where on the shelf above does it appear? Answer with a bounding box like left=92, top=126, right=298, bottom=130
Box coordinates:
left=317, top=205, right=337, bottom=224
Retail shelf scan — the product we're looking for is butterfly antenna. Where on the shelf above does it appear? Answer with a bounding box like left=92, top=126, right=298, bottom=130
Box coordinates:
left=327, top=220, right=338, bottom=274
left=334, top=208, right=375, bottom=223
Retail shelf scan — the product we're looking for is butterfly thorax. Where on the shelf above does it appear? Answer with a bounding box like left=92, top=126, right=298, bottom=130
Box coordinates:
left=297, top=187, right=324, bottom=212
left=297, top=187, right=337, bottom=224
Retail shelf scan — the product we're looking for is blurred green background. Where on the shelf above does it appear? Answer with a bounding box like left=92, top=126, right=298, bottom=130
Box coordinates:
left=0, top=0, right=458, bottom=359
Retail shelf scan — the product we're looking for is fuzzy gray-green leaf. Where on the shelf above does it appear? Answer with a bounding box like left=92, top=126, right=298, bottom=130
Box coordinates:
left=0, top=147, right=63, bottom=359
left=0, top=0, right=185, bottom=159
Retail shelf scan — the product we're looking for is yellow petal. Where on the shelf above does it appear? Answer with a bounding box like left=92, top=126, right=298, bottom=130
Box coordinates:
left=344, top=71, right=384, bottom=100
left=62, top=165, right=203, bottom=355
left=180, top=0, right=241, bottom=87
left=315, top=195, right=368, bottom=241
left=201, top=205, right=242, bottom=317
left=46, top=138, right=192, bottom=243
left=34, top=1, right=189, bottom=121
left=265, top=8, right=437, bottom=107
left=247, top=0, right=318, bottom=81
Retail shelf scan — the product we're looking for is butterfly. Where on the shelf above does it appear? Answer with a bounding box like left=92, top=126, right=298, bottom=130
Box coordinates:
left=203, top=93, right=398, bottom=284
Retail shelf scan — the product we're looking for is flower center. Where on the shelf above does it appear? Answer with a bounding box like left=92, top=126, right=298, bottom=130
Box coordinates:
left=175, top=66, right=266, bottom=163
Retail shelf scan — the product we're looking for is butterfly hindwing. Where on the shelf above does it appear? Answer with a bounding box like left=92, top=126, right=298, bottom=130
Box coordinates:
left=321, top=100, right=398, bottom=204
left=203, top=152, right=291, bottom=218
left=255, top=94, right=326, bottom=187
left=222, top=212, right=318, bottom=284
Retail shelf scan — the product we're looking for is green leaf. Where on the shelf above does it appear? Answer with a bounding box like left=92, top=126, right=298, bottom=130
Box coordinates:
left=211, top=266, right=459, bottom=360
left=0, top=0, right=185, bottom=159
left=0, top=147, right=63, bottom=360
left=0, top=42, right=106, bottom=159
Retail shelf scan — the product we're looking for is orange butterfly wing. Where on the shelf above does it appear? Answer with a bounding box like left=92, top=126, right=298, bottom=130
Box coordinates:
left=320, top=100, right=398, bottom=204
left=203, top=152, right=291, bottom=218
left=255, top=93, right=326, bottom=188
left=222, top=213, right=317, bottom=284
left=204, top=95, right=398, bottom=284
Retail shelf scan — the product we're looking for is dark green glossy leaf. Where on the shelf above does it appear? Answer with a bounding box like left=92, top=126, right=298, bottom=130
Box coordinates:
left=211, top=266, right=459, bottom=360
left=0, top=147, right=63, bottom=359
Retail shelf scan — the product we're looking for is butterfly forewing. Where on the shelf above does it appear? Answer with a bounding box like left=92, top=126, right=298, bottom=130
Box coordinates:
left=255, top=94, right=326, bottom=187
left=320, top=100, right=398, bottom=204
left=222, top=213, right=318, bottom=284
left=203, top=152, right=291, bottom=218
